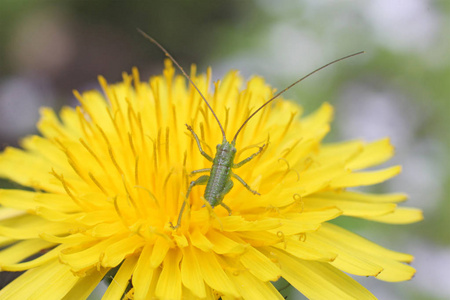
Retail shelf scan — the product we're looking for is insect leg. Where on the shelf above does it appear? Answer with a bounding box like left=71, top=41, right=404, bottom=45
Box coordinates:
left=231, top=173, right=260, bottom=195
left=232, top=144, right=265, bottom=168
left=190, top=168, right=211, bottom=175
left=218, top=179, right=234, bottom=215
left=186, top=124, right=213, bottom=162
left=220, top=202, right=232, bottom=215
left=171, top=175, right=209, bottom=229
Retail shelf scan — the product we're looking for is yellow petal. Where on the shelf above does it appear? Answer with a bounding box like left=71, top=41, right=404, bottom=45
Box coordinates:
left=0, top=147, right=64, bottom=193
left=301, top=103, right=333, bottom=134
left=365, top=207, right=424, bottom=224
left=76, top=88, right=113, bottom=131
left=155, top=249, right=182, bottom=300
left=37, top=107, right=73, bottom=139
left=1, top=245, right=62, bottom=271
left=0, top=218, right=72, bottom=239
left=237, top=231, right=283, bottom=247
left=273, top=208, right=342, bottom=235
left=141, top=266, right=162, bottom=300
left=132, top=244, right=155, bottom=300
left=0, top=239, right=55, bottom=265
left=226, top=269, right=284, bottom=300
left=60, top=237, right=121, bottom=272
left=40, top=232, right=95, bottom=244
left=206, top=230, right=246, bottom=255
left=34, top=192, right=80, bottom=212
left=376, top=260, right=416, bottom=282
left=271, top=248, right=376, bottom=299
left=35, top=206, right=82, bottom=222
left=21, top=135, right=68, bottom=171
left=312, top=223, right=416, bottom=280
left=330, top=165, right=401, bottom=187
left=347, top=138, right=395, bottom=170
left=0, top=238, right=15, bottom=249
left=0, top=189, right=39, bottom=211
left=314, top=191, right=408, bottom=203
left=0, top=190, right=79, bottom=212
left=240, top=246, right=280, bottom=281
left=62, top=268, right=106, bottom=300
left=181, top=246, right=207, bottom=299
left=150, top=236, right=170, bottom=268
left=101, top=234, right=145, bottom=267
left=0, top=260, right=78, bottom=300
left=182, top=285, right=216, bottom=300
left=318, top=140, right=363, bottom=165
left=59, top=106, right=84, bottom=136
left=322, top=223, right=414, bottom=262
left=220, top=216, right=281, bottom=231
left=190, top=228, right=214, bottom=251
left=28, top=263, right=79, bottom=299
left=194, top=248, right=240, bottom=298
left=76, top=209, right=118, bottom=226
left=306, top=232, right=384, bottom=277
left=304, top=195, right=397, bottom=218
left=102, top=255, right=138, bottom=299
left=89, top=222, right=125, bottom=238
left=299, top=163, right=348, bottom=196
left=273, top=238, right=336, bottom=262
left=0, top=207, right=26, bottom=221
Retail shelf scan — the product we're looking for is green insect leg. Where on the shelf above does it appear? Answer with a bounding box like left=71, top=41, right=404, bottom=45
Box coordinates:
left=232, top=144, right=265, bottom=168
left=190, top=168, right=210, bottom=175
left=186, top=124, right=213, bottom=162
left=218, top=179, right=234, bottom=215
left=232, top=173, right=260, bottom=195
left=171, top=175, right=209, bottom=229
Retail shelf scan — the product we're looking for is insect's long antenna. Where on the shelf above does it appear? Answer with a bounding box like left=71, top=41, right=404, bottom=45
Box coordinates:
left=232, top=51, right=365, bottom=143
left=138, top=28, right=227, bottom=140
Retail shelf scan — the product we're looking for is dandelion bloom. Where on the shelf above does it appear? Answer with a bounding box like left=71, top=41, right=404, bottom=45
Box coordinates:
left=0, top=60, right=422, bottom=299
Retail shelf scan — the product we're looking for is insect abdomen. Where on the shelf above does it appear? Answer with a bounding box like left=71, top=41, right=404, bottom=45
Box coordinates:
left=204, top=141, right=236, bottom=207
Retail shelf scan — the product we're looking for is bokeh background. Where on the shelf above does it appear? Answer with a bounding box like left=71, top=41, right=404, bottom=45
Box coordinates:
left=0, top=1, right=448, bottom=299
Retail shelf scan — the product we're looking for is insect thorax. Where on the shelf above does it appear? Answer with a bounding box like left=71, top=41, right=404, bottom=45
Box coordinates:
left=214, top=141, right=237, bottom=166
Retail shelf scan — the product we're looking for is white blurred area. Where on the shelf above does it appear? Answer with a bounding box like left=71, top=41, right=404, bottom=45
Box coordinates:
left=336, top=82, right=446, bottom=211
left=0, top=76, right=54, bottom=139
left=0, top=1, right=448, bottom=299
left=0, top=8, right=73, bottom=144
left=365, top=0, right=441, bottom=53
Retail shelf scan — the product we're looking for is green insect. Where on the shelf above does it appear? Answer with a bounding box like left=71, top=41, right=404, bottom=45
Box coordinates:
left=138, top=29, right=363, bottom=229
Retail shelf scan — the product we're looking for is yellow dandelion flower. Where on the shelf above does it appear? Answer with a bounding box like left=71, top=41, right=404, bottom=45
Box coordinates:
left=0, top=59, right=422, bottom=300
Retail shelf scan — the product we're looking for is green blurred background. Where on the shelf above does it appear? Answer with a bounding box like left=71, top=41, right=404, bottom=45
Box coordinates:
left=0, top=1, right=449, bottom=299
